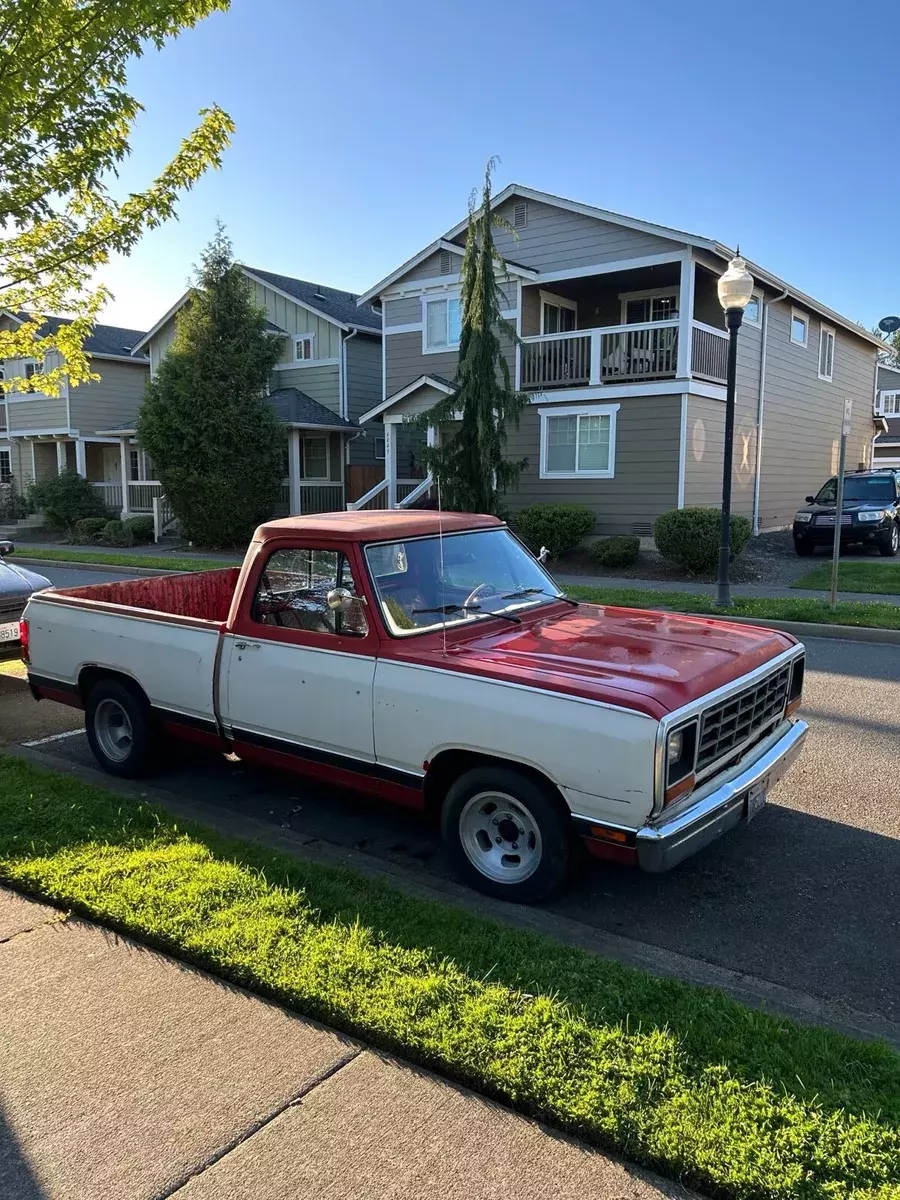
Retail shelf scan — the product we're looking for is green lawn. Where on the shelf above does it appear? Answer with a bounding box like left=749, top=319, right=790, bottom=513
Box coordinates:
left=791, top=561, right=900, bottom=596
left=9, top=547, right=238, bottom=572
left=0, top=755, right=897, bottom=1200
left=566, top=584, right=900, bottom=630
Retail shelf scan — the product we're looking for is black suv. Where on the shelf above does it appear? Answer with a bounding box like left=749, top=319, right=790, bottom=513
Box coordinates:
left=793, top=470, right=900, bottom=557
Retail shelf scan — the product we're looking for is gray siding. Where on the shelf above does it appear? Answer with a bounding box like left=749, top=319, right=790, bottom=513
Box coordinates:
left=8, top=439, right=35, bottom=488
left=275, top=363, right=340, bottom=412
left=247, top=279, right=342, bottom=364
left=504, top=395, right=681, bottom=536
left=7, top=396, right=67, bottom=433
left=32, top=442, right=58, bottom=483
left=756, top=301, right=876, bottom=529
left=70, top=359, right=150, bottom=435
left=345, top=333, right=383, bottom=466
left=489, top=198, right=683, bottom=274
left=386, top=333, right=458, bottom=397
left=877, top=365, right=900, bottom=392
left=384, top=296, right=421, bottom=326
left=683, top=393, right=753, bottom=520
left=147, top=320, right=177, bottom=377
left=404, top=249, right=460, bottom=282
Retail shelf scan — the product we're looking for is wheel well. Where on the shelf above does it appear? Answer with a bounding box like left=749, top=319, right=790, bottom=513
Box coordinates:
left=78, top=666, right=150, bottom=709
left=422, top=750, right=569, bottom=820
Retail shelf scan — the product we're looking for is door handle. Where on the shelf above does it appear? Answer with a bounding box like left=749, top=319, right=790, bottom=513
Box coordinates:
left=234, top=642, right=261, bottom=651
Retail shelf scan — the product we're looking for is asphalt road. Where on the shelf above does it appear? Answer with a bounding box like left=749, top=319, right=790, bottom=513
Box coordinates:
left=22, top=632, right=900, bottom=1031
left=35, top=564, right=148, bottom=588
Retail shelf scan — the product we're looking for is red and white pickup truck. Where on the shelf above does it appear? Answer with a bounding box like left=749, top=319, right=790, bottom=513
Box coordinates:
left=21, top=512, right=807, bottom=902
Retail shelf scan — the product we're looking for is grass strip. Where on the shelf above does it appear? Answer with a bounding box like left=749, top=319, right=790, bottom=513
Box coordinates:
left=9, top=547, right=238, bottom=572
left=566, top=584, right=900, bottom=630
left=0, top=756, right=897, bottom=1200
left=791, top=562, right=900, bottom=596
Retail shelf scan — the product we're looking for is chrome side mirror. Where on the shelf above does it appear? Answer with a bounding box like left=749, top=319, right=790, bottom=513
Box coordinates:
left=326, top=587, right=359, bottom=613
left=0, top=540, right=13, bottom=558
left=537, top=545, right=550, bottom=565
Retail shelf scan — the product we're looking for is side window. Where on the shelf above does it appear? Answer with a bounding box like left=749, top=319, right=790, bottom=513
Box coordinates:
left=252, top=547, right=367, bottom=637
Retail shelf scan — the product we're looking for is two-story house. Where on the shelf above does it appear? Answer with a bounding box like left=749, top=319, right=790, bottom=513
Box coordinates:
left=873, top=362, right=900, bottom=469
left=0, top=312, right=152, bottom=516
left=355, top=184, right=883, bottom=534
left=111, top=267, right=384, bottom=520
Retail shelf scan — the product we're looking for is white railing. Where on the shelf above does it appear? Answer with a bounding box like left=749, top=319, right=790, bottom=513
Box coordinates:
left=398, top=477, right=432, bottom=507
left=127, top=480, right=164, bottom=512
left=299, top=482, right=344, bottom=513
left=691, top=321, right=729, bottom=383
left=92, top=481, right=123, bottom=510
left=152, top=495, right=177, bottom=543
left=347, top=479, right=388, bottom=511
left=520, top=320, right=679, bottom=389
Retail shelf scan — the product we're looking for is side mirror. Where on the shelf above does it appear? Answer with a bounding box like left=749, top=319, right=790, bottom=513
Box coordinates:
left=805, top=496, right=815, bottom=504
left=326, top=587, right=360, bottom=614
left=537, top=545, right=550, bottom=565
left=0, top=540, right=13, bottom=557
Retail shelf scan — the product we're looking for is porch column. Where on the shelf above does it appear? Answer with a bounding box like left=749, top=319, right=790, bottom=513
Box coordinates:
left=56, top=439, right=67, bottom=474
left=384, top=419, right=397, bottom=508
left=74, top=438, right=86, bottom=476
left=676, top=255, right=695, bottom=379
left=289, top=428, right=302, bottom=515
left=118, top=436, right=131, bottom=518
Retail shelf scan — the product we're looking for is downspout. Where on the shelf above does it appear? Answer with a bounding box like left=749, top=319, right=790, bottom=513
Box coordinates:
left=752, top=284, right=789, bottom=535
left=340, top=328, right=358, bottom=421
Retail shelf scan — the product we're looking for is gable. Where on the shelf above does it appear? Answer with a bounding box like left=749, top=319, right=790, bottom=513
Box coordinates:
left=247, top=279, right=343, bottom=362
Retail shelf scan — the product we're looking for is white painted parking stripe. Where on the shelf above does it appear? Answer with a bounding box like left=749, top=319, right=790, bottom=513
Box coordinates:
left=22, top=728, right=85, bottom=748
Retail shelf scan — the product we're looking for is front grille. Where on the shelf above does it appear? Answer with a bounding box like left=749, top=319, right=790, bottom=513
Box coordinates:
left=696, top=665, right=791, bottom=774
left=814, top=513, right=853, bottom=526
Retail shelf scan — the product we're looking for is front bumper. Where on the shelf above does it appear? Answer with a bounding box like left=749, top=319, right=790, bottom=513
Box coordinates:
left=794, top=522, right=890, bottom=544
left=636, top=719, right=807, bottom=873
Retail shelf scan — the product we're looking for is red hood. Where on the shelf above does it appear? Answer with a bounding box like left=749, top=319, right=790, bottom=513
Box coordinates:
left=391, top=603, right=796, bottom=719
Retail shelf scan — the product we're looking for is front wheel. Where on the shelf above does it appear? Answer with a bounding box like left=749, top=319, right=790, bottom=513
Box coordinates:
left=441, top=766, right=571, bottom=903
left=85, top=678, right=158, bottom=778
left=878, top=523, right=900, bottom=557
left=794, top=540, right=814, bottom=557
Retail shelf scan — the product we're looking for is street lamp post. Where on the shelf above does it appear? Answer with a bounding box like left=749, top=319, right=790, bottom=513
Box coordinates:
left=715, top=254, right=755, bottom=608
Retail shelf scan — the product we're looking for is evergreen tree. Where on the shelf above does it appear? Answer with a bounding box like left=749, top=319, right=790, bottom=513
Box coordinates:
left=137, top=226, right=285, bottom=547
left=416, top=160, right=527, bottom=513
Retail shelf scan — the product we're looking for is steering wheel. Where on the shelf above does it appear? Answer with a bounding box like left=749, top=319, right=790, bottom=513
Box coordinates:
left=463, top=582, right=498, bottom=609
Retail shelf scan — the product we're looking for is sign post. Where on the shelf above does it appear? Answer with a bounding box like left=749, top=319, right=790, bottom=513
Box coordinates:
left=830, top=398, right=852, bottom=611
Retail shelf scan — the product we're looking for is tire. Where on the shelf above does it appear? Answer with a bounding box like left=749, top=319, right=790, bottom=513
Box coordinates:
left=84, top=677, right=158, bottom=778
left=794, top=540, right=814, bottom=557
left=878, top=523, right=900, bottom=557
left=441, top=766, right=571, bottom=903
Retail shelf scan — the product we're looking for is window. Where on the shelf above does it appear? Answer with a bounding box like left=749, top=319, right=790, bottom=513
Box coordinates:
left=790, top=309, right=808, bottom=347
left=540, top=292, right=577, bottom=335
left=621, top=292, right=678, bottom=324
left=293, top=335, right=315, bottom=362
left=374, top=436, right=385, bottom=460
left=0, top=449, right=11, bottom=485
left=540, top=404, right=618, bottom=479
left=129, top=450, right=140, bottom=481
left=815, top=476, right=895, bottom=504
left=744, top=294, right=762, bottom=326
left=424, top=296, right=461, bottom=351
left=818, top=324, right=835, bottom=381
left=23, top=360, right=41, bottom=392
left=252, top=547, right=367, bottom=636
left=880, top=391, right=900, bottom=415
left=302, top=436, right=328, bottom=479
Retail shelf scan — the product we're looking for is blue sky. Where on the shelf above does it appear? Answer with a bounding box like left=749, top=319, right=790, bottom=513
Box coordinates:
left=99, top=0, right=898, bottom=335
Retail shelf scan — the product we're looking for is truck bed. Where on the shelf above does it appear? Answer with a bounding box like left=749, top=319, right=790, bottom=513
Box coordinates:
left=60, top=568, right=241, bottom=623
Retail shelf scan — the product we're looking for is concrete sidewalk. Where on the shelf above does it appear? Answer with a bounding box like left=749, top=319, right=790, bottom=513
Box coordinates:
left=0, top=888, right=697, bottom=1200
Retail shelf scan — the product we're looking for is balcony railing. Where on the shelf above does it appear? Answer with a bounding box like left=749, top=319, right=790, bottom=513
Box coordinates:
left=520, top=320, right=679, bottom=391
left=275, top=480, right=345, bottom=516
left=690, top=320, right=729, bottom=384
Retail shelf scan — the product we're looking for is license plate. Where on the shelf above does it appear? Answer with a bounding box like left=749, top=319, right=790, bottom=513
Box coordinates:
left=746, top=778, right=768, bottom=822
left=0, top=622, right=20, bottom=643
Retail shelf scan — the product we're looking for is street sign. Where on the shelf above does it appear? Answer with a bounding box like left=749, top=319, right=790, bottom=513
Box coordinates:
left=842, top=397, right=853, bottom=438
left=878, top=315, right=900, bottom=334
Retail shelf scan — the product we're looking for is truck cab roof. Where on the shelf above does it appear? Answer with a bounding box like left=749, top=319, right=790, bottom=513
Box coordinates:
left=255, top=511, right=503, bottom=544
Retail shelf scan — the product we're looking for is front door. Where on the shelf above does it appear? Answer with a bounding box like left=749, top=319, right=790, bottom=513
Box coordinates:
left=221, top=545, right=376, bottom=764
left=101, top=446, right=120, bottom=483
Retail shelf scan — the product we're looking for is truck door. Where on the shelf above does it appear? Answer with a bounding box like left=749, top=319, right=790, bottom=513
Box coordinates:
left=221, top=544, right=376, bottom=764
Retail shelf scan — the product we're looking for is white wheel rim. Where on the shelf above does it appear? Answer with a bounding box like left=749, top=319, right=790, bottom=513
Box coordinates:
left=94, top=698, right=134, bottom=763
left=458, top=791, right=543, bottom=884
left=892, top=526, right=898, bottom=551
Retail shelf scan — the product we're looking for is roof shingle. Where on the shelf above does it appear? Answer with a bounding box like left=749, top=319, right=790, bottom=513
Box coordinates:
left=246, top=268, right=381, bottom=333
left=266, top=387, right=357, bottom=429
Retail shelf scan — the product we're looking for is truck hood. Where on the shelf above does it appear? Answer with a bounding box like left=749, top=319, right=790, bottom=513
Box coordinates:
left=396, top=603, right=795, bottom=719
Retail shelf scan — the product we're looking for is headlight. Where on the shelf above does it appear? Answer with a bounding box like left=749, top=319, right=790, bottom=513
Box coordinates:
left=667, top=730, right=683, bottom=764
left=858, top=510, right=887, bottom=523
left=794, top=511, right=813, bottom=523
left=663, top=721, right=698, bottom=806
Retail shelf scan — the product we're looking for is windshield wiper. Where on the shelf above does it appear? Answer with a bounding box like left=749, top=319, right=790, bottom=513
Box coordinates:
left=411, top=603, right=522, bottom=625
left=500, top=587, right=578, bottom=608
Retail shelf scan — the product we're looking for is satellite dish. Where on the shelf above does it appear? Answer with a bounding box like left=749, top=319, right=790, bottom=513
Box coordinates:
left=878, top=315, right=900, bottom=334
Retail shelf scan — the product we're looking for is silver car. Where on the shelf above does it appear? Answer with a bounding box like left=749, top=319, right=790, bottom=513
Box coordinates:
left=0, top=541, right=51, bottom=646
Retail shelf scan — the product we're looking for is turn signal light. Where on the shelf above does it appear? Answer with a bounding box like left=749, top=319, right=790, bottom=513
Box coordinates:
left=589, top=824, right=630, bottom=845
left=664, top=773, right=695, bottom=807
left=19, top=617, right=29, bottom=664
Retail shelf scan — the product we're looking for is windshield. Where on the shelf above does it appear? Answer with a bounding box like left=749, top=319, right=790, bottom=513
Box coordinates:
left=815, top=476, right=896, bottom=503
left=364, top=528, right=564, bottom=636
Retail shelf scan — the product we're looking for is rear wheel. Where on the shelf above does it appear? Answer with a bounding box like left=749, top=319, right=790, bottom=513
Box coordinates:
left=878, top=523, right=900, bottom=557
left=85, top=678, right=158, bottom=778
left=441, top=766, right=571, bottom=903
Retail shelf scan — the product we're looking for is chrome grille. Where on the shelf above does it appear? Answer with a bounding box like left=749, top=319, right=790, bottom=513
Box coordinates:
left=697, top=665, right=791, bottom=774
left=814, top=513, right=852, bottom=526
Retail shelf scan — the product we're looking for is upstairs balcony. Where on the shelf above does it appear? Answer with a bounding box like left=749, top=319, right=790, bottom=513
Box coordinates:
left=517, top=261, right=729, bottom=393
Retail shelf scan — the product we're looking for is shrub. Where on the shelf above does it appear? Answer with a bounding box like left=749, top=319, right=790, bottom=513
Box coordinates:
left=72, top=517, right=108, bottom=544
left=590, top=535, right=641, bottom=569
left=123, top=515, right=154, bottom=543
left=515, top=504, right=595, bottom=558
left=655, top=507, right=752, bottom=574
left=102, top=519, right=135, bottom=548
left=25, top=470, right=107, bottom=531
left=0, top=483, right=27, bottom=523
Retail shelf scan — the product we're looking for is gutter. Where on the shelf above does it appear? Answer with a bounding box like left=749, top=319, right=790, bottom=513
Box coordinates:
left=752, top=284, right=789, bottom=536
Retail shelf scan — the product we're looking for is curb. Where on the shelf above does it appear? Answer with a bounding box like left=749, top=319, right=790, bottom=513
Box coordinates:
left=687, top=611, right=900, bottom=646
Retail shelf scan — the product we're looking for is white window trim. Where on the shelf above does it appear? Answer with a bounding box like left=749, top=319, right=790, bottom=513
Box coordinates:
left=743, top=291, right=763, bottom=328
left=374, top=436, right=385, bottom=461
left=302, top=434, right=330, bottom=481
left=538, top=402, right=619, bottom=480
left=539, top=290, right=578, bottom=334
left=790, top=308, right=809, bottom=347
left=421, top=290, right=462, bottom=355
left=877, top=390, right=900, bottom=416
left=817, top=323, right=835, bottom=382
left=0, top=447, right=11, bottom=484
left=292, top=333, right=316, bottom=363
left=618, top=288, right=678, bottom=324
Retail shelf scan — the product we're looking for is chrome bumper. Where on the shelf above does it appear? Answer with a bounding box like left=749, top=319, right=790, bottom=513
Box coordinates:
left=636, top=719, right=808, bottom=873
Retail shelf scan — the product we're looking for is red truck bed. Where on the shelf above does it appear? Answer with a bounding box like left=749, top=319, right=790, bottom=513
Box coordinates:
left=61, top=568, right=241, bottom=623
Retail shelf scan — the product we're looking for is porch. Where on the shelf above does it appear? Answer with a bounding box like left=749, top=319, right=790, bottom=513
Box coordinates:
left=517, top=261, right=729, bottom=392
